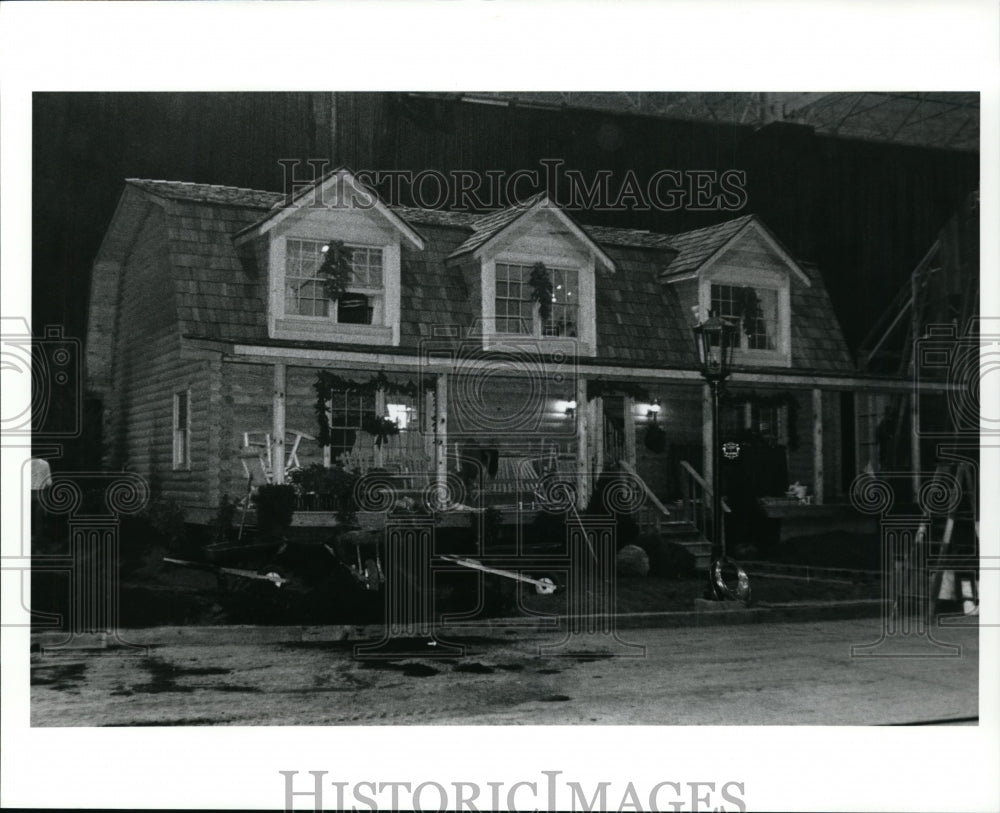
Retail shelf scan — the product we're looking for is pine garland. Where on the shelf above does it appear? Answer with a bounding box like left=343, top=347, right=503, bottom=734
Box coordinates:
left=318, top=240, right=355, bottom=301
left=529, top=262, right=554, bottom=322
left=586, top=379, right=652, bottom=404
left=314, top=370, right=435, bottom=446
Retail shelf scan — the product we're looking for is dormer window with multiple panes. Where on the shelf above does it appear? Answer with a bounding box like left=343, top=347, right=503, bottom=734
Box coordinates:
left=234, top=169, right=424, bottom=346
left=495, top=262, right=580, bottom=338
left=284, top=239, right=384, bottom=325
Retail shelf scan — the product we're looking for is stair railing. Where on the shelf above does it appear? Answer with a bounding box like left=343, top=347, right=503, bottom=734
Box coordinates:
left=619, top=460, right=671, bottom=534
left=678, top=460, right=730, bottom=550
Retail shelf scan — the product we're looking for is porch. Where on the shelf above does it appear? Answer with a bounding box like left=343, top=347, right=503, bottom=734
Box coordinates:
left=220, top=360, right=877, bottom=556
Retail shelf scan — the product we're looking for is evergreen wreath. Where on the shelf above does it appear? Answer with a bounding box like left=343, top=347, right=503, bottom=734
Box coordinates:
left=318, top=240, right=355, bottom=301
left=361, top=413, right=401, bottom=447
left=529, top=262, right=554, bottom=322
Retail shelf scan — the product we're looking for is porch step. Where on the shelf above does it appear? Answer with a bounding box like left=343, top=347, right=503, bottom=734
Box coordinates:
left=649, top=520, right=712, bottom=571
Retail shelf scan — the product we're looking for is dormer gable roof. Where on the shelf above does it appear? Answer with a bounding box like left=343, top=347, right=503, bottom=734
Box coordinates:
left=447, top=194, right=617, bottom=273
left=232, top=167, right=425, bottom=250
left=660, top=214, right=811, bottom=286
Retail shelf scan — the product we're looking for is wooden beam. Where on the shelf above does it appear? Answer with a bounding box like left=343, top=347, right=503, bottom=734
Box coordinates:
left=623, top=395, right=637, bottom=469
left=593, top=396, right=604, bottom=478
left=575, top=376, right=588, bottom=510
left=272, top=363, right=287, bottom=484
left=812, top=388, right=824, bottom=505
left=702, top=383, right=713, bottom=492
left=435, top=373, right=448, bottom=496
left=228, top=345, right=949, bottom=393
left=374, top=387, right=386, bottom=469
left=424, top=389, right=436, bottom=466
left=910, top=391, right=921, bottom=502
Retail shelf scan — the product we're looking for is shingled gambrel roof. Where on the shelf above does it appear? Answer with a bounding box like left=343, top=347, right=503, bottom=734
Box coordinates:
left=789, top=262, right=853, bottom=372
left=658, top=214, right=755, bottom=280
left=399, top=223, right=477, bottom=343
left=127, top=178, right=282, bottom=210
left=447, top=193, right=546, bottom=258
left=162, top=199, right=268, bottom=341
left=595, top=245, right=695, bottom=368
left=447, top=194, right=617, bottom=273
left=112, top=179, right=854, bottom=374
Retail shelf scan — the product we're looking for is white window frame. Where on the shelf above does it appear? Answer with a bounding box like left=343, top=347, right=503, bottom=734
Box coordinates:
left=269, top=231, right=401, bottom=346
left=492, top=261, right=582, bottom=338
left=481, top=250, right=597, bottom=355
left=699, top=267, right=791, bottom=366
left=172, top=389, right=191, bottom=471
left=283, top=239, right=386, bottom=324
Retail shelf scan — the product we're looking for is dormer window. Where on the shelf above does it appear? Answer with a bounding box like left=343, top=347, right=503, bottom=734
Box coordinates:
left=447, top=196, right=614, bottom=356
left=659, top=217, right=809, bottom=368
left=284, top=239, right=384, bottom=324
left=711, top=283, right=779, bottom=351
left=234, top=168, right=424, bottom=347
left=495, top=262, right=580, bottom=338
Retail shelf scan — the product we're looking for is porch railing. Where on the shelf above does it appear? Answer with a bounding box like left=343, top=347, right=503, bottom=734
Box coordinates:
left=678, top=459, right=730, bottom=549
left=619, top=460, right=671, bottom=534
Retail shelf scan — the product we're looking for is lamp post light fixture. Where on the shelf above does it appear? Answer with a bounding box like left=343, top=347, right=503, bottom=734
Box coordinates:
left=692, top=312, right=738, bottom=597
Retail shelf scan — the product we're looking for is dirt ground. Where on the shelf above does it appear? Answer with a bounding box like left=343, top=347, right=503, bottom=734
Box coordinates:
left=30, top=533, right=881, bottom=630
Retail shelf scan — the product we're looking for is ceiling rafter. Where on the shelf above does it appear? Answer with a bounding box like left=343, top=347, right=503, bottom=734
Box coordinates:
left=435, top=92, right=978, bottom=152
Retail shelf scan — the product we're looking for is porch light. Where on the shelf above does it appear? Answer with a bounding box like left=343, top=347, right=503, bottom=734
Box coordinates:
left=564, top=399, right=577, bottom=418
left=692, top=311, right=739, bottom=600
left=692, top=312, right=738, bottom=382
left=646, top=399, right=661, bottom=422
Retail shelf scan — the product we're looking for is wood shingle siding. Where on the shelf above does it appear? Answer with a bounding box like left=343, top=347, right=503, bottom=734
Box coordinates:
left=218, top=361, right=272, bottom=504
left=103, top=206, right=213, bottom=509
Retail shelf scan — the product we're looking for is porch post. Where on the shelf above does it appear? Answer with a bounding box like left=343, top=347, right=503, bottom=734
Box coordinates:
left=435, top=373, right=448, bottom=494
left=910, top=391, right=921, bottom=502
left=623, top=395, right=637, bottom=469
left=575, top=376, right=588, bottom=510
left=593, top=396, right=604, bottom=477
left=812, top=388, right=824, bottom=505
left=424, top=389, right=436, bottom=467
left=852, top=390, right=863, bottom=474
left=272, top=362, right=287, bottom=484
left=701, top=383, right=712, bottom=493
left=374, top=387, right=386, bottom=469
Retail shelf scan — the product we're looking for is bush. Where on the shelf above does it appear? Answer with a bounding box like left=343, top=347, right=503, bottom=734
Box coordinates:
left=289, top=463, right=359, bottom=524
left=254, top=484, right=296, bottom=539
left=616, top=544, right=650, bottom=577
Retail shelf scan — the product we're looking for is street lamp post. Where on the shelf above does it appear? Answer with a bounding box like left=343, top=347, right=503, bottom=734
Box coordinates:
left=692, top=312, right=738, bottom=597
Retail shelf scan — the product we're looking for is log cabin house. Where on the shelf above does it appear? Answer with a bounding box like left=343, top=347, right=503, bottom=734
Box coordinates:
left=85, top=168, right=930, bottom=557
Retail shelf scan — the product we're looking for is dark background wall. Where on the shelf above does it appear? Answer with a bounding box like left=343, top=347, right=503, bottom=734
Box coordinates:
left=33, top=90, right=978, bottom=364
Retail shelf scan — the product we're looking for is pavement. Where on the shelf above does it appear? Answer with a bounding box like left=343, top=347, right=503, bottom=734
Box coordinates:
left=32, top=596, right=888, bottom=650
left=29, top=615, right=979, bottom=726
